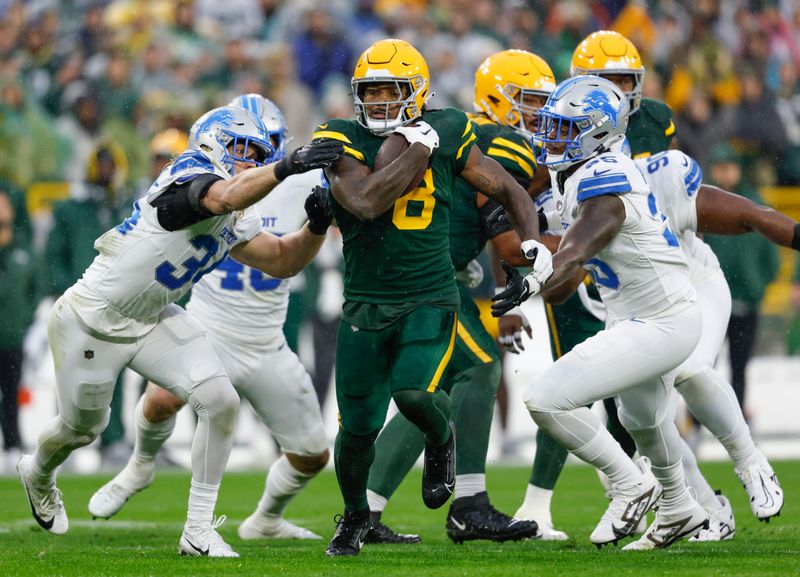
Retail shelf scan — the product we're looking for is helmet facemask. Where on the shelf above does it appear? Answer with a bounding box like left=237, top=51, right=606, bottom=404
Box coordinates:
left=219, top=132, right=274, bottom=175
left=353, top=76, right=427, bottom=135
left=494, top=84, right=552, bottom=138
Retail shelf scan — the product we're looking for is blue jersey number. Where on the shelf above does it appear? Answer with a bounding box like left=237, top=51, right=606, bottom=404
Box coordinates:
left=647, top=192, right=680, bottom=248
left=217, top=256, right=281, bottom=292
left=645, top=152, right=669, bottom=174
left=155, top=235, right=223, bottom=289
left=585, top=258, right=620, bottom=290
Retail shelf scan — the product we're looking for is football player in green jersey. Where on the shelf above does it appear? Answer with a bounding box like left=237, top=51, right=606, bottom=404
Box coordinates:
left=316, top=39, right=547, bottom=557
left=514, top=31, right=679, bottom=538
left=361, top=49, right=555, bottom=546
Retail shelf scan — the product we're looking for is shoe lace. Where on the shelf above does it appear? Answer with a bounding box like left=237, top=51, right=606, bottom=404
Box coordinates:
left=39, top=486, right=63, bottom=517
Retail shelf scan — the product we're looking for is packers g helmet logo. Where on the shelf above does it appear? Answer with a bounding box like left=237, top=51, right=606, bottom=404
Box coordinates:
left=581, top=89, right=621, bottom=128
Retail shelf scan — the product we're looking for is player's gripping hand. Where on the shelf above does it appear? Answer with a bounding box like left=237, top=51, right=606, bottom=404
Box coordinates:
left=393, top=121, right=439, bottom=156
left=275, top=139, right=344, bottom=180
left=305, top=185, right=334, bottom=235
left=520, top=239, right=554, bottom=284
left=491, top=261, right=540, bottom=317
left=497, top=306, right=531, bottom=354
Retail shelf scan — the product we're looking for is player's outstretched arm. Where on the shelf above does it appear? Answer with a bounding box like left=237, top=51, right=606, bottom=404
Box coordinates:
left=230, top=225, right=325, bottom=279
left=460, top=147, right=539, bottom=242
left=203, top=140, right=343, bottom=214
left=326, top=144, right=430, bottom=220
left=229, top=185, right=333, bottom=278
left=695, top=184, right=799, bottom=249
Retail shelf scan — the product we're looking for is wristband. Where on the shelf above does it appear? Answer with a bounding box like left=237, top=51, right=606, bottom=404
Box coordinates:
left=274, top=157, right=291, bottom=181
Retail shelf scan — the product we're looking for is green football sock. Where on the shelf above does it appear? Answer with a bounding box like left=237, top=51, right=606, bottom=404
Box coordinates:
left=392, top=388, right=451, bottom=446
left=334, top=428, right=379, bottom=512
left=450, top=361, right=501, bottom=475
left=529, top=428, right=569, bottom=490
left=367, top=414, right=425, bottom=501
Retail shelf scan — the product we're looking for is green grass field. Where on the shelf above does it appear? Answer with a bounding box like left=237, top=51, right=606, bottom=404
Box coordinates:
left=0, top=460, right=797, bottom=577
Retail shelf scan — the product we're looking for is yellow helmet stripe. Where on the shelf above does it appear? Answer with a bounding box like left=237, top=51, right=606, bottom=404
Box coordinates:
left=492, top=137, right=536, bottom=164
left=486, top=147, right=534, bottom=178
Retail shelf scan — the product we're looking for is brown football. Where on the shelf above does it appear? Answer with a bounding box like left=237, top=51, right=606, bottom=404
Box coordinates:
left=373, top=132, right=428, bottom=194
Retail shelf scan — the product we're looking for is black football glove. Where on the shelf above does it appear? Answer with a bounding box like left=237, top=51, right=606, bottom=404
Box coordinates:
left=491, top=261, right=537, bottom=317
left=275, top=139, right=344, bottom=180
left=305, top=185, right=333, bottom=235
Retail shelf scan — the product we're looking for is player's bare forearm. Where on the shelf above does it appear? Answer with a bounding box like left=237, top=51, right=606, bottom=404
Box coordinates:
left=696, top=184, right=798, bottom=247
left=540, top=269, right=586, bottom=304
left=203, top=164, right=281, bottom=214
left=462, top=148, right=539, bottom=240
left=326, top=147, right=429, bottom=220
left=231, top=225, right=325, bottom=278
left=545, top=195, right=624, bottom=293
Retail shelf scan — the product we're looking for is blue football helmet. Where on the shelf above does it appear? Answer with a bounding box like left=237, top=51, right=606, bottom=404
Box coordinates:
left=189, top=105, right=274, bottom=176
left=229, top=94, right=287, bottom=161
left=534, top=75, right=629, bottom=171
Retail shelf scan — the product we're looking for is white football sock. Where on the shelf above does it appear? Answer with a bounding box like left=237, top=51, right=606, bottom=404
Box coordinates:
left=454, top=473, right=486, bottom=500
left=257, top=455, right=314, bottom=517
left=367, top=490, right=388, bottom=513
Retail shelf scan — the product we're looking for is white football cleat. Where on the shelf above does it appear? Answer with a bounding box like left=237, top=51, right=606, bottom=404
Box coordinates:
left=89, top=462, right=155, bottom=519
left=535, top=522, right=569, bottom=541
left=590, top=457, right=662, bottom=547
left=238, top=512, right=322, bottom=540
left=179, top=516, right=239, bottom=557
left=735, top=451, right=783, bottom=521
left=18, top=454, right=69, bottom=535
left=623, top=501, right=709, bottom=550
left=690, top=492, right=735, bottom=542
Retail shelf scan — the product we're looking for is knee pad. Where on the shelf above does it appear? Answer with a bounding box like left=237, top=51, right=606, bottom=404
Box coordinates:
left=338, top=428, right=380, bottom=455
left=188, top=375, right=240, bottom=434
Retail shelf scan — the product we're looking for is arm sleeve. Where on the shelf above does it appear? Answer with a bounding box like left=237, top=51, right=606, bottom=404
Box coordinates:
left=478, top=198, right=513, bottom=240
left=150, top=173, right=221, bottom=231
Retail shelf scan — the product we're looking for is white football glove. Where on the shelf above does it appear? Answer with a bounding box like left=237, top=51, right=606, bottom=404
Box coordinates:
left=393, top=121, right=439, bottom=157
left=497, top=304, right=531, bottom=354
left=455, top=258, right=484, bottom=289
left=520, top=239, right=554, bottom=285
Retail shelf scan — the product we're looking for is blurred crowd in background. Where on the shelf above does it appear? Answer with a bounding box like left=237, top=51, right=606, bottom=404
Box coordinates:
left=1, top=0, right=800, bottom=469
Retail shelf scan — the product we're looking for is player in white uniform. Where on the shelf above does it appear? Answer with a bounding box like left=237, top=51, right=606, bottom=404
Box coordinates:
left=628, top=150, right=785, bottom=542
left=18, top=105, right=343, bottom=557
left=492, top=76, right=708, bottom=549
left=88, top=96, right=331, bottom=541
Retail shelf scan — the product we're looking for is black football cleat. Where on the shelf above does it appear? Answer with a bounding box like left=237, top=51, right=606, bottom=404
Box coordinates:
left=325, top=510, right=371, bottom=557
left=363, top=511, right=421, bottom=544
left=446, top=492, right=538, bottom=544
left=422, top=422, right=455, bottom=509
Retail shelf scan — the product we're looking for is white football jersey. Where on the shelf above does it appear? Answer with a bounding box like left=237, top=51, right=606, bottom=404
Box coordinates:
left=187, top=169, right=324, bottom=344
left=65, top=150, right=261, bottom=338
left=552, top=151, right=695, bottom=322
left=634, top=151, right=721, bottom=281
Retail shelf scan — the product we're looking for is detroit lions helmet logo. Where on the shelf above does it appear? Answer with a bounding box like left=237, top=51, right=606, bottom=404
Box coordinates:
left=581, top=89, right=621, bottom=128
left=194, top=109, right=237, bottom=138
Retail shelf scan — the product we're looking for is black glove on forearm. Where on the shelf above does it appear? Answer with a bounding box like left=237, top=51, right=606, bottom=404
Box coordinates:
left=274, top=139, right=344, bottom=181
left=305, top=185, right=334, bottom=235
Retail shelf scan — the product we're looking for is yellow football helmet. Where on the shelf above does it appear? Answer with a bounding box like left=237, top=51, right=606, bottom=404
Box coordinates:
left=352, top=39, right=430, bottom=134
left=474, top=49, right=556, bottom=137
left=571, top=31, right=645, bottom=113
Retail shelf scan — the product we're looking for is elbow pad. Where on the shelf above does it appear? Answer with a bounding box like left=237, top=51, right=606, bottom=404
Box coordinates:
left=153, top=174, right=219, bottom=231
left=479, top=198, right=513, bottom=240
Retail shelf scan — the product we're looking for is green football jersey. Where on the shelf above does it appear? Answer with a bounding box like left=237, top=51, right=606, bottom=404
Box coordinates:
left=626, top=98, right=676, bottom=158
left=449, top=114, right=536, bottom=271
left=313, top=108, right=476, bottom=308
